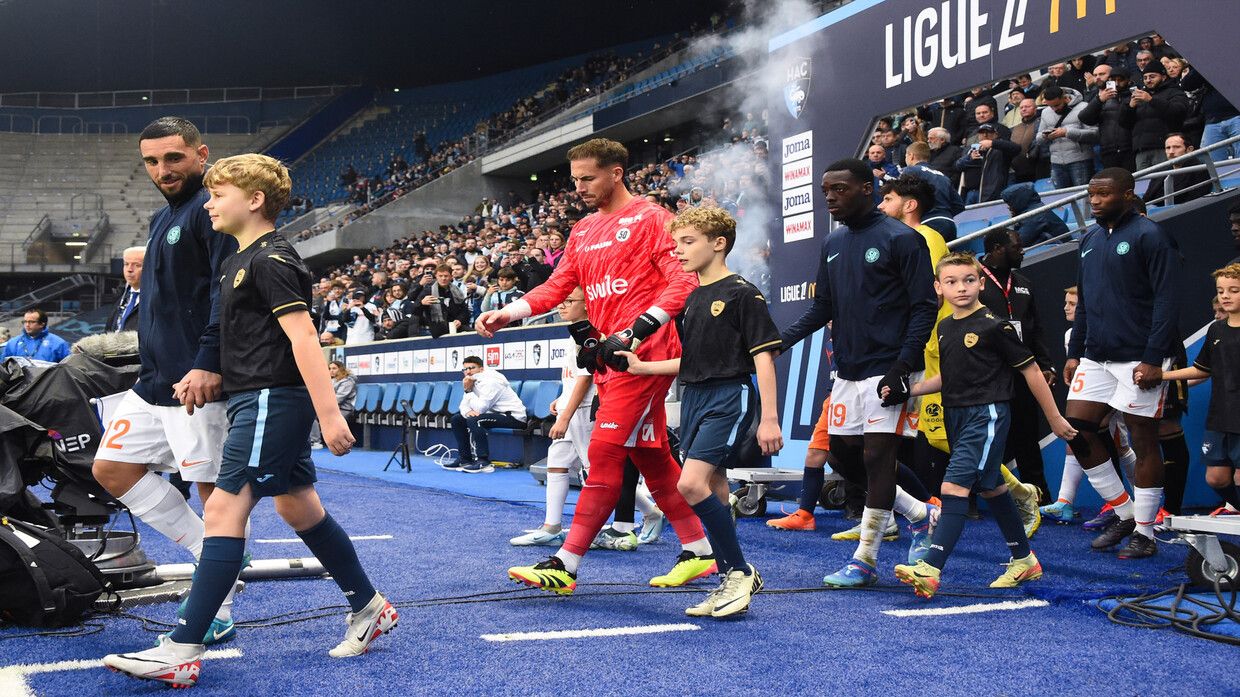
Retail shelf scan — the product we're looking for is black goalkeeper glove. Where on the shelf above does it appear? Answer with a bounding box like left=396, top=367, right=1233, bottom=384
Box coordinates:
left=600, top=312, right=662, bottom=372
left=568, top=320, right=604, bottom=374
left=877, top=360, right=913, bottom=407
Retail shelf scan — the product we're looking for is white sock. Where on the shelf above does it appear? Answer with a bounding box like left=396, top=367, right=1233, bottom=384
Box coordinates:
left=682, top=537, right=713, bottom=557
left=852, top=507, right=890, bottom=566
left=554, top=549, right=582, bottom=574
left=1118, top=448, right=1137, bottom=485
left=634, top=480, right=658, bottom=518
left=611, top=521, right=636, bottom=534
left=215, top=518, right=251, bottom=622
left=1056, top=451, right=1083, bottom=504
left=892, top=486, right=927, bottom=523
left=1133, top=487, right=1163, bottom=539
left=545, top=472, right=570, bottom=528
left=118, top=472, right=204, bottom=558
left=1082, top=461, right=1134, bottom=520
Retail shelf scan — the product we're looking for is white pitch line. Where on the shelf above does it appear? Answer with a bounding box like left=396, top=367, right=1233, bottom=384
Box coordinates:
left=882, top=598, right=1049, bottom=618
left=255, top=534, right=393, bottom=544
left=0, top=648, right=242, bottom=697
left=481, top=623, right=700, bottom=642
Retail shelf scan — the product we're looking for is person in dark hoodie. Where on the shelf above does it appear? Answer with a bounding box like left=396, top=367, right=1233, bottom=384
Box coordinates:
left=1079, top=65, right=1137, bottom=171
left=1120, top=63, right=1189, bottom=171
left=957, top=123, right=1020, bottom=203
left=1001, top=183, right=1070, bottom=247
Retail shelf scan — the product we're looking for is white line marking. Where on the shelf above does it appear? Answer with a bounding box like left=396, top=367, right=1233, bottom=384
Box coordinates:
left=481, top=623, right=700, bottom=642
left=254, top=534, right=393, bottom=544
left=0, top=648, right=242, bottom=697
left=882, top=598, right=1049, bottom=617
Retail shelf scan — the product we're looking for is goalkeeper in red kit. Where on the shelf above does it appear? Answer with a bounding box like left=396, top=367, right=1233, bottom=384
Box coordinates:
left=477, top=138, right=715, bottom=594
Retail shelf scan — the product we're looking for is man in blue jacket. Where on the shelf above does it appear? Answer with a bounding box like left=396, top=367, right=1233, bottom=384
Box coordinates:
left=2, top=310, right=70, bottom=362
left=1064, top=167, right=1180, bottom=560
left=91, top=117, right=241, bottom=644
left=781, top=158, right=939, bottom=588
left=1001, top=183, right=1069, bottom=247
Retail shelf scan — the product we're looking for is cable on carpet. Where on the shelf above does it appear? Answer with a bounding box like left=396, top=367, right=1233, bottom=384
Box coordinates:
left=1100, top=573, right=1240, bottom=646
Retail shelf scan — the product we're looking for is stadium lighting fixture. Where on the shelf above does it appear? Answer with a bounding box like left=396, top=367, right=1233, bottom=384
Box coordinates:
left=663, top=136, right=672, bottom=142
left=529, top=173, right=538, bottom=181
left=64, top=241, right=88, bottom=247
left=393, top=88, right=400, bottom=92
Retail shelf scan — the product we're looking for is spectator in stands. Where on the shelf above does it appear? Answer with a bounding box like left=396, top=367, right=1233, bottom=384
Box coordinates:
left=1149, top=34, right=1179, bottom=61
left=1033, top=85, right=1098, bottom=189
left=544, top=230, right=566, bottom=267
left=447, top=356, right=527, bottom=474
left=1079, top=66, right=1136, bottom=171
left=1000, top=90, right=1025, bottom=129
left=1009, top=73, right=1041, bottom=100
left=1121, top=63, right=1189, bottom=171
left=866, top=144, right=900, bottom=200
left=964, top=102, right=1011, bottom=147
left=923, top=96, right=967, bottom=146
left=1180, top=64, right=1240, bottom=161
left=925, top=127, right=963, bottom=185
left=1009, top=98, right=1047, bottom=183
left=318, top=284, right=347, bottom=345
left=515, top=247, right=553, bottom=291
left=481, top=267, right=526, bottom=318
left=1142, top=133, right=1212, bottom=207
left=384, top=282, right=422, bottom=338
left=1104, top=40, right=1140, bottom=78
left=1041, top=62, right=1075, bottom=92
left=3, top=309, right=70, bottom=362
left=1134, top=50, right=1155, bottom=74
left=901, top=142, right=966, bottom=241
left=961, top=85, right=1000, bottom=138
left=956, top=123, right=1020, bottom=203
left=1000, top=183, right=1069, bottom=247
left=417, top=263, right=470, bottom=338
left=108, top=246, right=145, bottom=334
left=343, top=290, right=378, bottom=346
left=310, top=360, right=357, bottom=450
left=1064, top=55, right=1097, bottom=95
left=1230, top=202, right=1240, bottom=265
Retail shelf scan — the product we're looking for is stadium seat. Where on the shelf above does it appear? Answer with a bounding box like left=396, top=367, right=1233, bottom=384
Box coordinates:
left=446, top=381, right=465, bottom=416
left=406, top=382, right=432, bottom=421
left=362, top=383, right=384, bottom=425
left=378, top=383, right=400, bottom=426
left=425, top=381, right=452, bottom=428
left=392, top=382, right=415, bottom=425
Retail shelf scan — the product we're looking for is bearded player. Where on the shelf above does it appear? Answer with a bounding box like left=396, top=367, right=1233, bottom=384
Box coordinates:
left=477, top=138, right=714, bottom=593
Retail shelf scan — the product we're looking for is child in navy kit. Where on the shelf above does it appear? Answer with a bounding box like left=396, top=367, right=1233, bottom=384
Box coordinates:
left=890, top=253, right=1077, bottom=599
left=104, top=154, right=395, bottom=687
left=1151, top=264, right=1240, bottom=512
left=620, top=206, right=783, bottom=617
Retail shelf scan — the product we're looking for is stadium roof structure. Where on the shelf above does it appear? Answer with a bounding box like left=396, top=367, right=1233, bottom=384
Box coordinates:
left=0, top=0, right=725, bottom=93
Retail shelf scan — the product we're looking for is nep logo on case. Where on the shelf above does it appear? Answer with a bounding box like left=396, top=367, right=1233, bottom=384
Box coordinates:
left=783, top=57, right=811, bottom=119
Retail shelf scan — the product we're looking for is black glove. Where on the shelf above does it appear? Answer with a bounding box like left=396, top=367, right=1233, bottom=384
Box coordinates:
left=600, top=312, right=662, bottom=371
left=569, top=320, right=604, bottom=374
left=577, top=337, right=604, bottom=374
left=877, top=360, right=913, bottom=407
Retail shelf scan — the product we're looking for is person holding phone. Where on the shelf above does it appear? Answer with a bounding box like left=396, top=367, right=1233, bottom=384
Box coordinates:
left=1080, top=66, right=1137, bottom=170
left=1032, top=86, right=1098, bottom=189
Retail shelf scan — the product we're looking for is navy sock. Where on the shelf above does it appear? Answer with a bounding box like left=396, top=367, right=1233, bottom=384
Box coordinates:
left=297, top=513, right=377, bottom=613
left=170, top=537, right=244, bottom=644
left=987, top=491, right=1032, bottom=560
left=798, top=467, right=825, bottom=512
left=691, top=496, right=747, bottom=575
left=924, top=495, right=969, bottom=570
left=1212, top=484, right=1240, bottom=511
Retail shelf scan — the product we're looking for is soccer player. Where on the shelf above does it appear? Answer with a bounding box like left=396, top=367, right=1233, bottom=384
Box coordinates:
left=619, top=207, right=782, bottom=618
left=1064, top=168, right=1180, bottom=559
left=91, top=117, right=241, bottom=643
left=104, top=155, right=395, bottom=687
left=510, top=287, right=596, bottom=546
left=1150, top=264, right=1240, bottom=514
left=480, top=138, right=714, bottom=594
left=892, top=253, right=1077, bottom=599
left=780, top=159, right=939, bottom=587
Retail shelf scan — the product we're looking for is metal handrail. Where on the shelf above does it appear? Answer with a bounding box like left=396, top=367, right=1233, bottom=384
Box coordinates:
left=0, top=84, right=350, bottom=109
left=947, top=134, right=1240, bottom=250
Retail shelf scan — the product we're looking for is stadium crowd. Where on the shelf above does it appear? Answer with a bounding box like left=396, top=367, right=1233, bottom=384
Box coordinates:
left=871, top=36, right=1237, bottom=206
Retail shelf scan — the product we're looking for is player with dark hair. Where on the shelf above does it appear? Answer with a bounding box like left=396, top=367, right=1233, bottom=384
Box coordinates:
left=91, top=117, right=242, bottom=644
left=479, top=138, right=715, bottom=593
left=781, top=158, right=938, bottom=587
left=1064, top=167, right=1181, bottom=558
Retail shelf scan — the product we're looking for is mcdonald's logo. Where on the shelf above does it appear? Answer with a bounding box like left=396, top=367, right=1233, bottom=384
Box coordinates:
left=1050, top=0, right=1117, bottom=33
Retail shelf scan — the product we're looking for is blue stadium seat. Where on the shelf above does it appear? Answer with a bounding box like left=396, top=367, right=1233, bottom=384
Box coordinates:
left=446, top=382, right=465, bottom=415
left=353, top=383, right=375, bottom=414
left=378, top=383, right=400, bottom=425
left=425, top=381, right=452, bottom=427
left=507, top=380, right=523, bottom=397
left=406, top=382, right=432, bottom=420
left=362, top=383, right=384, bottom=424
left=530, top=381, right=561, bottom=421
left=392, top=383, right=415, bottom=424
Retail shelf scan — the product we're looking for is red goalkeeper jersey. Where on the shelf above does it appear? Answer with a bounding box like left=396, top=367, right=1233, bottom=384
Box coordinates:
left=520, top=195, right=696, bottom=384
